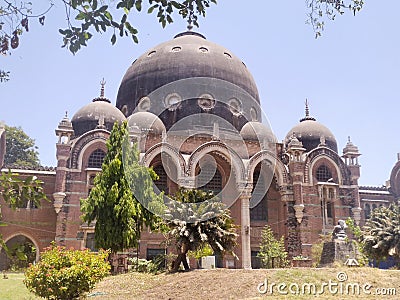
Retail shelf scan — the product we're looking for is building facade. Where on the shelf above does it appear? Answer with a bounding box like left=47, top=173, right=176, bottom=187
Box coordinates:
left=1, top=31, right=399, bottom=269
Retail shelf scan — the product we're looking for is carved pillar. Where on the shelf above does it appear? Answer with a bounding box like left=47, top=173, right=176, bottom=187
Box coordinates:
left=240, top=187, right=252, bottom=269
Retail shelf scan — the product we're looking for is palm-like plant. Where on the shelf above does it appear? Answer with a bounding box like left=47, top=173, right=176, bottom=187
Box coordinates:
left=362, top=203, right=400, bottom=261
left=166, top=188, right=237, bottom=272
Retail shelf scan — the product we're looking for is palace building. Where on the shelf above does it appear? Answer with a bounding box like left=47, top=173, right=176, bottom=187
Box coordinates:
left=1, top=31, right=399, bottom=270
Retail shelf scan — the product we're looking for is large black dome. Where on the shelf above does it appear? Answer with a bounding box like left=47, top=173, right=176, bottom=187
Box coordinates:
left=116, top=31, right=261, bottom=131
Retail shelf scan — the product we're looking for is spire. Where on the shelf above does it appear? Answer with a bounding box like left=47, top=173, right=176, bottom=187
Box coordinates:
left=100, top=78, right=106, bottom=98
left=92, top=78, right=111, bottom=103
left=300, top=98, right=316, bottom=122
left=305, top=98, right=310, bottom=118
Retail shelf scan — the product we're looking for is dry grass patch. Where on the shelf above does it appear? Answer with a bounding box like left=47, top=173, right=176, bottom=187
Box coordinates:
left=90, top=268, right=400, bottom=300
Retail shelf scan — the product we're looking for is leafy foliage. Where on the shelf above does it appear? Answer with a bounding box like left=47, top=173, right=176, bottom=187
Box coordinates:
left=0, top=1, right=50, bottom=82
left=129, top=255, right=167, bottom=273
left=80, top=121, right=164, bottom=253
left=59, top=0, right=217, bottom=54
left=0, top=1, right=50, bottom=54
left=3, top=125, right=40, bottom=168
left=2, top=241, right=36, bottom=270
left=345, top=217, right=369, bottom=266
left=0, top=170, right=48, bottom=263
left=0, top=0, right=365, bottom=82
left=361, top=203, right=400, bottom=261
left=166, top=188, right=237, bottom=272
left=257, top=225, right=289, bottom=269
left=188, top=243, right=213, bottom=260
left=307, top=0, right=364, bottom=38
left=0, top=170, right=47, bottom=208
left=24, top=242, right=110, bottom=300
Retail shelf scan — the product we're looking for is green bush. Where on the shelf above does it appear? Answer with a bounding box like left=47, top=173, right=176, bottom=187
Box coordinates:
left=257, top=225, right=289, bottom=269
left=24, top=243, right=110, bottom=300
left=129, top=254, right=167, bottom=274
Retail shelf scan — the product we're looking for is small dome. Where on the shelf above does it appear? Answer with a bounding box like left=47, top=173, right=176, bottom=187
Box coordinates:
left=71, top=82, right=126, bottom=137
left=240, top=121, right=276, bottom=143
left=285, top=102, right=338, bottom=153
left=127, top=111, right=166, bottom=135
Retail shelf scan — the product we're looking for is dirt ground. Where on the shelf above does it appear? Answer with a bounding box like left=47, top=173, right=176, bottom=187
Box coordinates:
left=90, top=268, right=400, bottom=299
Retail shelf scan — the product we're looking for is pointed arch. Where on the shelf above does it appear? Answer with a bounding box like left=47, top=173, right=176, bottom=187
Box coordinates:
left=247, top=150, right=289, bottom=187
left=187, top=141, right=245, bottom=183
left=142, top=142, right=186, bottom=179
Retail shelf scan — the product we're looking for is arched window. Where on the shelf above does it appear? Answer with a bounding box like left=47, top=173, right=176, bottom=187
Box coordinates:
left=250, top=171, right=268, bottom=221
left=316, top=165, right=333, bottom=182
left=153, top=164, right=168, bottom=194
left=197, top=164, right=222, bottom=194
left=88, top=149, right=105, bottom=168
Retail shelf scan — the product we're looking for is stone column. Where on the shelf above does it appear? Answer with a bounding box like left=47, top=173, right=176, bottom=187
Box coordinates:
left=240, top=187, right=252, bottom=269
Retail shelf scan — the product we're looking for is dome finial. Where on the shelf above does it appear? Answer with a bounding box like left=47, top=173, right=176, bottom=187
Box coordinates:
left=100, top=78, right=106, bottom=98
left=300, top=98, right=316, bottom=122
left=305, top=98, right=310, bottom=117
left=92, top=78, right=111, bottom=103
left=348, top=136, right=351, bottom=143
left=65, top=111, right=68, bottom=118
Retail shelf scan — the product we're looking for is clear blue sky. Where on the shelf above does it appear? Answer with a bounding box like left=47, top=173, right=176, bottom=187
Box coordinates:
left=1, top=1, right=399, bottom=186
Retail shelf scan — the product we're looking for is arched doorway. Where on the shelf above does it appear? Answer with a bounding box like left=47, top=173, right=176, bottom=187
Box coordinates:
left=0, top=234, right=38, bottom=270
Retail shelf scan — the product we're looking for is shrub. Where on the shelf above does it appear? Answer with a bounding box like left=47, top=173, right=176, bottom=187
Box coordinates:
left=24, top=243, right=110, bottom=300
left=129, top=254, right=168, bottom=274
left=257, top=225, right=289, bottom=269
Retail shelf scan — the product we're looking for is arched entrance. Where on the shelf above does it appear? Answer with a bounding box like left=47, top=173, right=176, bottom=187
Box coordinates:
left=0, top=234, right=39, bottom=270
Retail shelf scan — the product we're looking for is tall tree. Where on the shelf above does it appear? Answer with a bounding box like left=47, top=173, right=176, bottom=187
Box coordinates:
left=4, top=125, right=40, bottom=168
left=80, top=121, right=164, bottom=253
left=361, top=203, right=400, bottom=262
left=166, top=188, right=237, bottom=272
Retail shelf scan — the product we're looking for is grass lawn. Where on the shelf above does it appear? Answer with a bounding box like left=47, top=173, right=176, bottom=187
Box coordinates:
left=0, top=273, right=41, bottom=300
left=2, top=268, right=400, bottom=299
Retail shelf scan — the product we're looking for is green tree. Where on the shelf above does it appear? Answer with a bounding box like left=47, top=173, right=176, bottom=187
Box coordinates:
left=1, top=0, right=364, bottom=82
left=4, top=125, right=40, bottom=168
left=361, top=203, right=400, bottom=262
left=0, top=170, right=48, bottom=263
left=166, top=188, right=237, bottom=272
left=257, top=225, right=288, bottom=269
left=80, top=121, right=164, bottom=253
